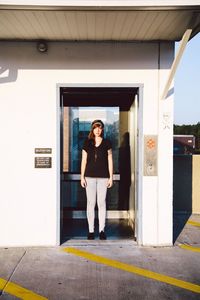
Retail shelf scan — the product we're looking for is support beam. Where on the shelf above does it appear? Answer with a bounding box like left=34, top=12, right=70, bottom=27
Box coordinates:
left=161, top=29, right=192, bottom=100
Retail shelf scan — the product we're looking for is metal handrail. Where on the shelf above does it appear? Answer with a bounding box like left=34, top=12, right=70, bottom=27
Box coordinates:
left=62, top=173, right=120, bottom=181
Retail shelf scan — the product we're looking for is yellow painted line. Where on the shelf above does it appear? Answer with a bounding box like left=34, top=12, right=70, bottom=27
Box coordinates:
left=187, top=220, right=200, bottom=227
left=179, top=244, right=200, bottom=253
left=63, top=247, right=200, bottom=294
left=0, top=278, right=47, bottom=300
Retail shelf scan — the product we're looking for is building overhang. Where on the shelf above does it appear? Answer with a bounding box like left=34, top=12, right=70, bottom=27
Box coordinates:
left=0, top=1, right=200, bottom=42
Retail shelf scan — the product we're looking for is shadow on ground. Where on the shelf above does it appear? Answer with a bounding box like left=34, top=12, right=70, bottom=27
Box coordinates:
left=61, top=219, right=135, bottom=243
left=173, top=212, right=191, bottom=244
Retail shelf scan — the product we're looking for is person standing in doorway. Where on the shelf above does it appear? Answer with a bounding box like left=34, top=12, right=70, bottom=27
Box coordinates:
left=81, top=119, right=113, bottom=240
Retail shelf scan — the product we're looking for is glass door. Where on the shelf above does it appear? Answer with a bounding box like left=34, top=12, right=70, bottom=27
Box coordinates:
left=61, top=106, right=120, bottom=217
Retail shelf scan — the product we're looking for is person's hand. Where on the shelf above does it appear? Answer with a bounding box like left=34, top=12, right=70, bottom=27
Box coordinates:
left=81, top=177, right=87, bottom=188
left=107, top=178, right=113, bottom=188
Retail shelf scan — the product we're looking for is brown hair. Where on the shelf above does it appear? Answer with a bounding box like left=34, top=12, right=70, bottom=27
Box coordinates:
left=88, top=123, right=104, bottom=140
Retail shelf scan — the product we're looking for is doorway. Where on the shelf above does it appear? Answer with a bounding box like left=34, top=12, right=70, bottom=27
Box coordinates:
left=60, top=87, right=139, bottom=243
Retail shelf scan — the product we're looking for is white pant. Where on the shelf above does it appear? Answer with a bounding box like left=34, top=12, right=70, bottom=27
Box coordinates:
left=85, top=177, right=108, bottom=233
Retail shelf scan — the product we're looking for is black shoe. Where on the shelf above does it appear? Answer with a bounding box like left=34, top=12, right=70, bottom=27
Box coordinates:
left=87, top=232, right=95, bottom=240
left=99, top=231, right=106, bottom=240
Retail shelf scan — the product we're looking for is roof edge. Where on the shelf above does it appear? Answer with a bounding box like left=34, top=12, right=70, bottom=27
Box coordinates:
left=0, top=2, right=200, bottom=11
left=1, top=0, right=200, bottom=7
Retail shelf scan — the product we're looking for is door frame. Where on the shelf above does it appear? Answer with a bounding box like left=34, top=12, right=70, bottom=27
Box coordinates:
left=56, top=83, right=144, bottom=245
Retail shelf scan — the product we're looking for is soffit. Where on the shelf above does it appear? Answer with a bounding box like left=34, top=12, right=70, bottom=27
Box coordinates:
left=0, top=6, right=200, bottom=41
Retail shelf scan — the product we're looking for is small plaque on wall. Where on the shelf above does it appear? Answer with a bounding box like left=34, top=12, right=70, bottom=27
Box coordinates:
left=35, top=148, right=52, bottom=154
left=35, top=157, right=52, bottom=168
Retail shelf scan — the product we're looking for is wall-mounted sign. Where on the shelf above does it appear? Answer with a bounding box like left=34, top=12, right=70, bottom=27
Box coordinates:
left=35, top=148, right=52, bottom=154
left=35, top=157, right=52, bottom=168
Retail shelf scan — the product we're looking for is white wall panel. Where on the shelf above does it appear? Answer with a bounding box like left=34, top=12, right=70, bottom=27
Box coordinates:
left=0, top=41, right=174, bottom=246
left=142, top=177, right=158, bottom=245
left=157, top=42, right=174, bottom=245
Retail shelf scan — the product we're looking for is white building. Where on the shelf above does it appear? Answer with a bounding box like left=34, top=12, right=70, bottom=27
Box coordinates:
left=0, top=1, right=200, bottom=247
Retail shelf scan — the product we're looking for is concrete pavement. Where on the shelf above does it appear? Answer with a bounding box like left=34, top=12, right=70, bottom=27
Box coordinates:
left=0, top=214, right=200, bottom=300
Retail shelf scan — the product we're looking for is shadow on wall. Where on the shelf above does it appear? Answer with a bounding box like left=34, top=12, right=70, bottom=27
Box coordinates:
left=119, top=132, right=131, bottom=210
left=173, top=155, right=192, bottom=243
left=0, top=65, right=18, bottom=84
left=0, top=41, right=174, bottom=87
left=0, top=41, right=173, bottom=82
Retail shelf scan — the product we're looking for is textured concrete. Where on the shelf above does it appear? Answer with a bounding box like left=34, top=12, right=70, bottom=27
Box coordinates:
left=0, top=215, right=200, bottom=300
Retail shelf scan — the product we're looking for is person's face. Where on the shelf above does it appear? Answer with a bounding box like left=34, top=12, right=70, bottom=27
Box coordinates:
left=93, top=126, right=103, bottom=137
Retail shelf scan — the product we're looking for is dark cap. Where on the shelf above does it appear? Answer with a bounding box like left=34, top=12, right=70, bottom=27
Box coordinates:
left=91, top=119, right=104, bottom=128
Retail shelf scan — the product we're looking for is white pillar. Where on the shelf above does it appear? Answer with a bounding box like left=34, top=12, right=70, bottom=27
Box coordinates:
left=157, top=42, right=174, bottom=246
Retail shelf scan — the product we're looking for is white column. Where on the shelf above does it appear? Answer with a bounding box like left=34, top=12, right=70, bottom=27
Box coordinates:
left=157, top=42, right=174, bottom=245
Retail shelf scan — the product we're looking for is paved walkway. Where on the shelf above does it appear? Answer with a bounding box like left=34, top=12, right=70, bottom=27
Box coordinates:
left=0, top=214, right=200, bottom=300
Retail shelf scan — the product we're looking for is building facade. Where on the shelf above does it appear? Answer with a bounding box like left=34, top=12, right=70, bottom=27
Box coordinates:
left=0, top=1, right=200, bottom=247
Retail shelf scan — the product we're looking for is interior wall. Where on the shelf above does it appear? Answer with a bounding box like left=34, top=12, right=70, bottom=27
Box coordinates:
left=119, top=112, right=128, bottom=142
left=119, top=111, right=131, bottom=213
left=128, top=100, right=136, bottom=229
left=115, top=101, right=137, bottom=230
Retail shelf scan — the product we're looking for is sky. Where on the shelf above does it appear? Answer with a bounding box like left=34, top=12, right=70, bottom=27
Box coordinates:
left=174, top=32, right=200, bottom=125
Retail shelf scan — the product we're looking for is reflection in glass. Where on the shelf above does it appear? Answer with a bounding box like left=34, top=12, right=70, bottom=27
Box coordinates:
left=62, top=181, right=119, bottom=210
left=69, top=107, right=119, bottom=173
left=63, top=107, right=120, bottom=210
